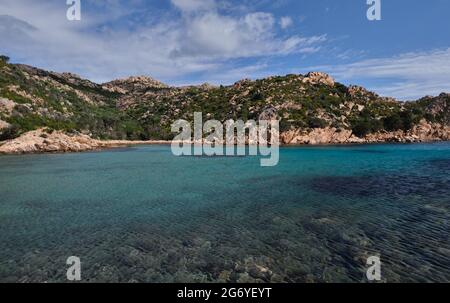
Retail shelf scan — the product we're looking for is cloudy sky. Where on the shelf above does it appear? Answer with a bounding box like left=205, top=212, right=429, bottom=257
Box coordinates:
left=0, top=0, right=449, bottom=100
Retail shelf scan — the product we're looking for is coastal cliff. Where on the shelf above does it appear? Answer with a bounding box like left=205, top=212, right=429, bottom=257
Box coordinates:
left=0, top=56, right=449, bottom=154
left=280, top=119, right=450, bottom=145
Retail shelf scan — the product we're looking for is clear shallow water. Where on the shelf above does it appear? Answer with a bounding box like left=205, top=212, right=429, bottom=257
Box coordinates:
left=0, top=143, right=449, bottom=283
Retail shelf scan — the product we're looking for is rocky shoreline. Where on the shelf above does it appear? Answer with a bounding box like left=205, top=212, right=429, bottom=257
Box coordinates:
left=1, top=120, right=449, bottom=155
left=0, top=129, right=171, bottom=155
left=280, top=119, right=450, bottom=145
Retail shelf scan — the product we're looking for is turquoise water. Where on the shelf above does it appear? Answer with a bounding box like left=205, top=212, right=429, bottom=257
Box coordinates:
left=0, top=143, right=449, bottom=283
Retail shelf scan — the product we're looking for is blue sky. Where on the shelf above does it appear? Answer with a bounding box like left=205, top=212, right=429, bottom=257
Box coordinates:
left=0, top=0, right=449, bottom=100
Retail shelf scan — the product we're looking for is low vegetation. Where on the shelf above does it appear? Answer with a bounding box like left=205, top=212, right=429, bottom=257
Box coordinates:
left=0, top=56, right=448, bottom=141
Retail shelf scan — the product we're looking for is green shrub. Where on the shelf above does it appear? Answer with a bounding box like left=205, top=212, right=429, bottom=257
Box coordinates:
left=383, top=111, right=414, bottom=131
left=251, top=90, right=265, bottom=101
left=383, top=113, right=402, bottom=131
left=0, top=55, right=9, bottom=63
left=0, top=125, right=20, bottom=141
left=307, top=117, right=328, bottom=129
left=351, top=118, right=383, bottom=137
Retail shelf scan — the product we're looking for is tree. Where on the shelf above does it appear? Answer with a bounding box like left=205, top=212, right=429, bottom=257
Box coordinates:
left=307, top=117, right=328, bottom=129
left=251, top=90, right=265, bottom=101
left=0, top=125, right=19, bottom=141
left=399, top=111, right=414, bottom=131
left=0, top=55, right=10, bottom=63
left=383, top=113, right=404, bottom=131
left=351, top=117, right=383, bottom=137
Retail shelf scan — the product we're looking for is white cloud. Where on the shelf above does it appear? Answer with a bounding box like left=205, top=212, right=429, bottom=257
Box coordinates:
left=0, top=0, right=325, bottom=84
left=305, top=49, right=450, bottom=100
left=171, top=0, right=216, bottom=13
left=171, top=12, right=314, bottom=59
left=279, top=16, right=293, bottom=29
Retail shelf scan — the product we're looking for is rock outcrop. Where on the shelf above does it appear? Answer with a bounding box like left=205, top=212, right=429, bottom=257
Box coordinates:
left=102, top=76, right=169, bottom=94
left=302, top=72, right=335, bottom=87
left=0, top=119, right=10, bottom=130
left=0, top=129, right=166, bottom=154
left=364, top=120, right=450, bottom=143
left=280, top=120, right=449, bottom=145
left=0, top=97, right=16, bottom=115
left=281, top=128, right=358, bottom=145
left=0, top=129, right=103, bottom=154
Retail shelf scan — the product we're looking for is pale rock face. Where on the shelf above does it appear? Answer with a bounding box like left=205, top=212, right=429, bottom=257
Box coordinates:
left=6, top=85, right=45, bottom=105
left=408, top=119, right=450, bottom=141
left=197, top=83, right=216, bottom=90
left=0, top=129, right=101, bottom=154
left=259, top=106, right=279, bottom=121
left=101, top=85, right=128, bottom=94
left=102, top=76, right=169, bottom=94
left=233, top=79, right=252, bottom=89
left=281, top=128, right=353, bottom=145
left=0, top=119, right=11, bottom=130
left=363, top=120, right=449, bottom=143
left=348, top=85, right=371, bottom=97
left=347, top=135, right=366, bottom=144
left=0, top=97, right=17, bottom=115
left=280, top=119, right=450, bottom=145
left=0, top=129, right=168, bottom=154
left=364, top=130, right=406, bottom=143
left=302, top=72, right=335, bottom=87
left=425, top=93, right=449, bottom=116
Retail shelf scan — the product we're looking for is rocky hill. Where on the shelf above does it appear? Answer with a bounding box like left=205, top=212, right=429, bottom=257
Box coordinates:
left=0, top=55, right=449, bottom=151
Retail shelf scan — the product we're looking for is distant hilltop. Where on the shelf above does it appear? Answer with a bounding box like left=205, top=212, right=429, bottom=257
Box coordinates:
left=0, top=55, right=449, bottom=153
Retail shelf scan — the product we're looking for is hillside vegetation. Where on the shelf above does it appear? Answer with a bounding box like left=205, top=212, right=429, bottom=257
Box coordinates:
left=1, top=56, right=449, bottom=143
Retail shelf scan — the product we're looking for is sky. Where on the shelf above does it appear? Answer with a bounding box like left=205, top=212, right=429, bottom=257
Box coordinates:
left=0, top=0, right=449, bottom=100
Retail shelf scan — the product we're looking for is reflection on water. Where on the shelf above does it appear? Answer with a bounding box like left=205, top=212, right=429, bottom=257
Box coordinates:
left=0, top=143, right=449, bottom=282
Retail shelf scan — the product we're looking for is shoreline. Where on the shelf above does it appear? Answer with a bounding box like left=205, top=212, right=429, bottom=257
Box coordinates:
left=0, top=129, right=173, bottom=155
left=1, top=138, right=448, bottom=156
left=1, top=125, right=449, bottom=155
